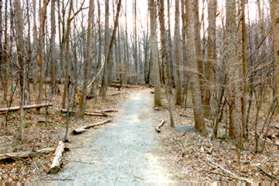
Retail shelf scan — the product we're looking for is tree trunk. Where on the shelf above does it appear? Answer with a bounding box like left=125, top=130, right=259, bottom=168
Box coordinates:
left=174, top=0, right=182, bottom=105
left=50, top=0, right=57, bottom=95
left=149, top=0, right=162, bottom=107
left=0, top=148, right=54, bottom=162
left=99, top=0, right=110, bottom=98
left=32, top=0, right=38, bottom=87
left=225, top=0, right=241, bottom=140
left=48, top=141, right=65, bottom=174
left=0, top=0, right=3, bottom=99
left=2, top=0, right=8, bottom=103
left=97, top=0, right=102, bottom=69
left=206, top=0, right=217, bottom=115
left=240, top=0, right=249, bottom=138
left=185, top=0, right=207, bottom=135
left=13, top=0, right=26, bottom=141
left=133, top=0, right=138, bottom=82
left=167, top=0, right=174, bottom=86
left=36, top=0, right=48, bottom=106
left=158, top=0, right=175, bottom=127
left=271, top=0, right=279, bottom=102
left=79, top=0, right=94, bottom=117
left=193, top=0, right=205, bottom=105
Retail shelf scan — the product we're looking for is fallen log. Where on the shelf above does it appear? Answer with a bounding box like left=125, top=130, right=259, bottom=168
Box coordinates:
left=257, top=166, right=279, bottom=180
left=179, top=113, right=191, bottom=118
left=110, top=83, right=137, bottom=89
left=60, top=109, right=109, bottom=117
left=93, top=109, right=118, bottom=113
left=85, top=112, right=108, bottom=117
left=155, top=120, right=166, bottom=133
left=72, top=127, right=87, bottom=135
left=153, top=107, right=160, bottom=111
left=48, top=141, right=65, bottom=174
left=0, top=147, right=55, bottom=162
left=84, top=119, right=112, bottom=129
left=108, top=92, right=121, bottom=96
left=207, top=158, right=253, bottom=183
left=0, top=103, right=53, bottom=114
left=72, top=119, right=112, bottom=135
left=271, top=125, right=279, bottom=130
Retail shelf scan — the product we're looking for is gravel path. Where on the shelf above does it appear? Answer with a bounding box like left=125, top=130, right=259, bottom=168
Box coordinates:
left=46, top=89, right=173, bottom=185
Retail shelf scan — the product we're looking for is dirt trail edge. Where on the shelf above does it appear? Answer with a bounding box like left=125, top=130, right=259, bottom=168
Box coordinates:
left=45, top=89, right=174, bottom=184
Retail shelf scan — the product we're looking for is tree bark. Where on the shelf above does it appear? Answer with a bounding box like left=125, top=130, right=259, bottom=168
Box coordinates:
left=158, top=0, right=175, bottom=127
left=149, top=0, right=162, bottom=107
left=50, top=0, right=57, bottom=95
left=185, top=0, right=207, bottom=135
left=225, top=0, right=241, bottom=140
left=48, top=141, right=65, bottom=174
left=206, top=0, right=217, bottom=114
left=174, top=0, right=182, bottom=105
left=100, top=0, right=122, bottom=98
left=72, top=119, right=112, bottom=135
left=36, top=0, right=48, bottom=106
left=79, top=0, right=94, bottom=117
left=271, top=0, right=279, bottom=102
left=99, top=0, right=110, bottom=98
left=13, top=0, right=26, bottom=141
left=240, top=0, right=249, bottom=138
left=0, top=148, right=54, bottom=162
left=0, top=103, right=53, bottom=114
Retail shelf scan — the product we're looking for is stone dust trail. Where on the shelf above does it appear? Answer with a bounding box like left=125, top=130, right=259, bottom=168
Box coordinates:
left=47, top=89, right=173, bottom=185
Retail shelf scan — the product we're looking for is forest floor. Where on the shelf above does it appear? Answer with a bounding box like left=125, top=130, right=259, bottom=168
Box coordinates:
left=0, top=85, right=129, bottom=182
left=0, top=86, right=278, bottom=183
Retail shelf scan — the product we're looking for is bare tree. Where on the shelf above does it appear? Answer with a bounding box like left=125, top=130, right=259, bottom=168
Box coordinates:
left=100, top=0, right=110, bottom=98
left=36, top=0, right=49, bottom=106
left=185, top=0, right=207, bottom=135
left=79, top=0, right=94, bottom=117
left=174, top=0, right=182, bottom=105
left=149, top=0, right=162, bottom=107
left=13, top=0, right=26, bottom=140
left=225, top=0, right=241, bottom=140
left=133, top=0, right=138, bottom=81
left=206, top=0, right=217, bottom=113
left=158, top=0, right=175, bottom=127
left=240, top=0, right=249, bottom=138
left=271, top=0, right=279, bottom=100
left=50, top=0, right=57, bottom=95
